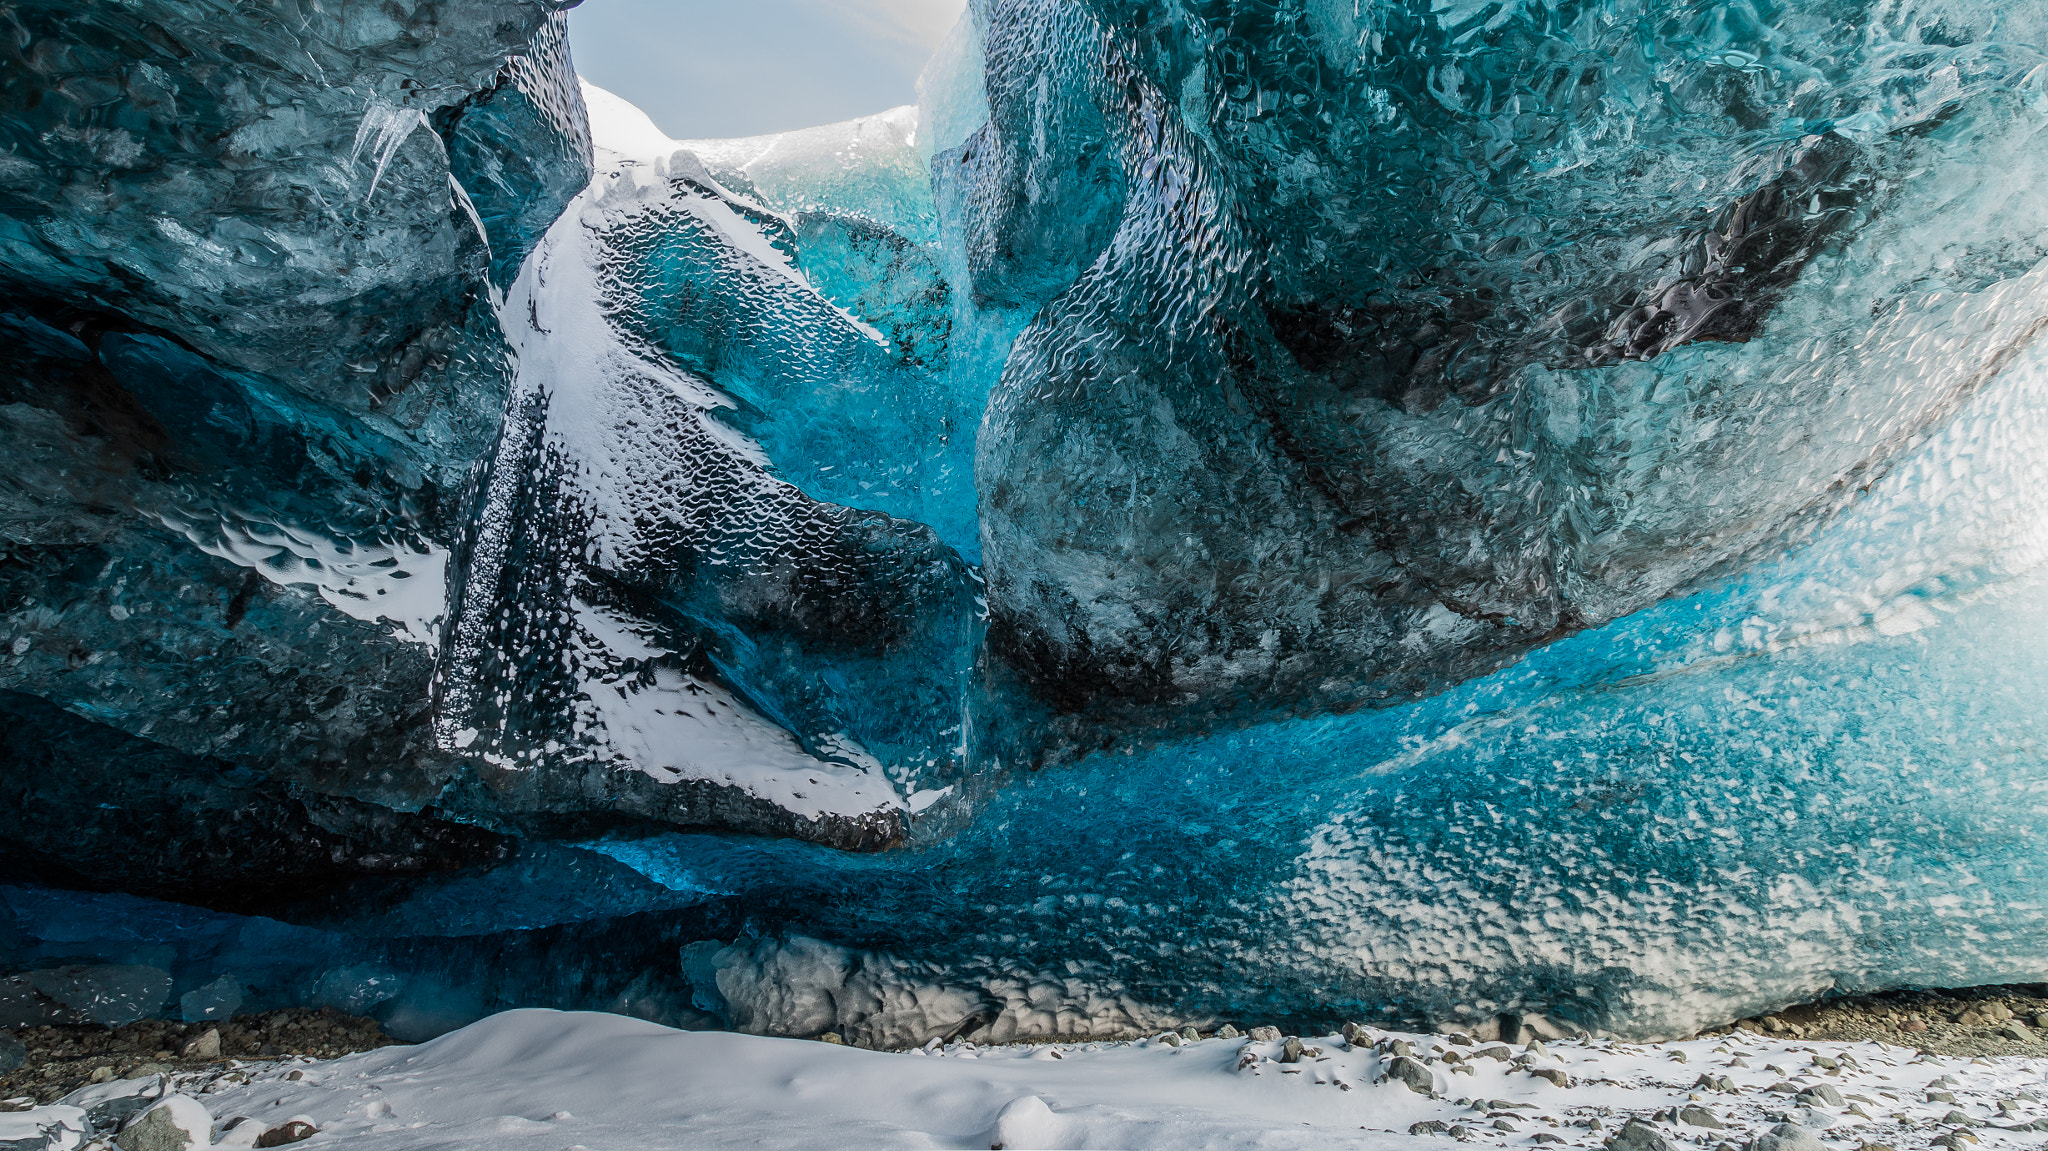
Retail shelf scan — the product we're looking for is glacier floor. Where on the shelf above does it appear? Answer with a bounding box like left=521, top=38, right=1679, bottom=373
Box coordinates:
left=12, top=1010, right=2048, bottom=1150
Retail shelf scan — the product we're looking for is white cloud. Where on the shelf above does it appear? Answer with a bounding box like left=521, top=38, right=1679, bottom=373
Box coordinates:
left=809, top=0, right=968, bottom=51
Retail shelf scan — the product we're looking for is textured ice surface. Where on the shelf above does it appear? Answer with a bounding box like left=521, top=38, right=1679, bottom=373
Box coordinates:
left=434, top=84, right=978, bottom=847
left=8, top=0, right=2048, bottom=1047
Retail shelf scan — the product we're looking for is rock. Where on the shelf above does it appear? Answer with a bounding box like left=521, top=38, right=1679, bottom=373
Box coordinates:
left=1811, top=1056, right=1839, bottom=1071
left=0, top=1032, right=21, bottom=1075
left=254, top=1119, right=318, bottom=1147
left=1180, top=1026, right=1200, bottom=1042
left=1904, top=1019, right=1929, bottom=1032
left=1475, top=1045, right=1513, bottom=1062
left=1341, top=1022, right=1368, bottom=1045
left=1493, top=1120, right=1519, bottom=1132
left=1762, top=1016, right=1791, bottom=1033
left=1217, top=1024, right=1241, bottom=1039
left=1528, top=1068, right=1571, bottom=1088
left=1278, top=1037, right=1303, bottom=1063
left=1157, top=1032, right=1181, bottom=1047
left=1440, top=1049, right=1464, bottom=1064
left=1754, top=1123, right=1827, bottom=1151
left=1999, top=1021, right=2033, bottom=1042
left=114, top=1095, right=211, bottom=1151
left=1534, top=1135, right=1566, bottom=1145
left=1928, top=1091, right=1958, bottom=1104
left=817, top=1032, right=843, bottom=1044
left=1386, top=1055, right=1435, bottom=1095
left=1767, top=1081, right=1802, bottom=1095
left=1798, top=1084, right=1845, bottom=1107
left=1247, top=1026, right=1281, bottom=1043
left=1605, top=1118, right=1672, bottom=1151
left=1411, top=1121, right=1451, bottom=1135
left=177, top=1030, right=219, bottom=1061
left=0, top=1105, right=87, bottom=1150
left=1942, top=1111, right=1976, bottom=1126
left=57, top=1077, right=164, bottom=1135
left=1679, top=1106, right=1729, bottom=1129
left=1693, top=1073, right=1738, bottom=1093
left=0, top=1097, right=35, bottom=1113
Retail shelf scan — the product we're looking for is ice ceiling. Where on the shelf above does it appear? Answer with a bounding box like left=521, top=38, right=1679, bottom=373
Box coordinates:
left=4, top=0, right=2048, bottom=1044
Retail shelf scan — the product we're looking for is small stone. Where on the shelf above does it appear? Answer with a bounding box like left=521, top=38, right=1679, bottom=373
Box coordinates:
left=1762, top=1016, right=1791, bottom=1033
left=817, top=1032, right=844, bottom=1045
left=1942, top=1111, right=1975, bottom=1127
left=1493, top=1119, right=1519, bottom=1132
left=1248, top=1026, right=1281, bottom=1043
left=1604, top=1117, right=1671, bottom=1151
left=1279, top=1038, right=1303, bottom=1063
left=1385, top=1055, right=1435, bottom=1095
left=1440, top=1049, right=1464, bottom=1064
left=1928, top=1091, right=1958, bottom=1104
left=1669, top=1050, right=1688, bottom=1063
left=178, top=1030, right=219, bottom=1061
left=1180, top=1026, right=1200, bottom=1042
left=90, top=1066, right=115, bottom=1083
left=1340, top=1022, right=1367, bottom=1046
left=1679, top=1105, right=1728, bottom=1129
left=254, top=1119, right=319, bottom=1147
left=1810, top=1055, right=1838, bottom=1071
left=1216, top=1024, right=1240, bottom=1039
left=115, top=1095, right=212, bottom=1151
left=1903, top=1019, right=1929, bottom=1032
left=1528, top=1067, right=1571, bottom=1088
left=1411, top=1121, right=1451, bottom=1135
left=1797, top=1084, right=1844, bottom=1108
left=1753, top=1122, right=1826, bottom=1151
left=1999, top=1021, right=2033, bottom=1042
left=1533, top=1135, right=1565, bottom=1145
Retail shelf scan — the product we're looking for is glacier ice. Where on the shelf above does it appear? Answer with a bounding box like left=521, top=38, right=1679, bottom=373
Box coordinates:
left=5, top=0, right=2048, bottom=1046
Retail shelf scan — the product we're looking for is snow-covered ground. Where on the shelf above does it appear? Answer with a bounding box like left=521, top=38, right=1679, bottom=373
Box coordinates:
left=11, top=1008, right=2048, bottom=1149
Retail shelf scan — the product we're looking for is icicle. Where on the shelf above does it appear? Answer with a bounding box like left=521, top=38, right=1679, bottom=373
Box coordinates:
left=349, top=98, right=429, bottom=203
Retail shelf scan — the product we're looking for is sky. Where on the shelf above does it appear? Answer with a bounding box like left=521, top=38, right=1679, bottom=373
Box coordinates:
left=567, top=0, right=968, bottom=141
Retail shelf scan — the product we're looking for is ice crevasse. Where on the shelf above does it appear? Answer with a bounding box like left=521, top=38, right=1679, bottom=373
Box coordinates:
left=4, top=0, right=2048, bottom=1045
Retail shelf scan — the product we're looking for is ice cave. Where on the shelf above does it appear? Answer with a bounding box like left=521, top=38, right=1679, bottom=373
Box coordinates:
left=7, top=0, right=2048, bottom=1138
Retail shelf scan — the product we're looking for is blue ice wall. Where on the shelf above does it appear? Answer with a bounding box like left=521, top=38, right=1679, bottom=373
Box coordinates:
left=9, top=0, right=2048, bottom=1046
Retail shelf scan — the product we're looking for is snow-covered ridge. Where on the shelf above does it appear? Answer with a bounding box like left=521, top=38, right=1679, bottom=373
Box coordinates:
left=12, top=1009, right=2048, bottom=1150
